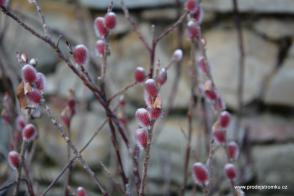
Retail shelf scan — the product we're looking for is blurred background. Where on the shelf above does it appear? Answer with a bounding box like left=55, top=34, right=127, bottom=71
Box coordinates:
left=0, top=0, right=294, bottom=195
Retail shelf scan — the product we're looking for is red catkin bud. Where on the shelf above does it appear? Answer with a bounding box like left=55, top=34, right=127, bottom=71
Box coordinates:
left=192, top=162, right=209, bottom=186
left=73, top=44, right=88, bottom=65
left=94, top=17, right=108, bottom=38
left=145, top=79, right=158, bottom=97
left=22, top=124, right=37, bottom=142
left=22, top=64, right=37, bottom=84
left=77, top=186, right=87, bottom=196
left=214, top=96, right=226, bottom=111
left=213, top=127, right=226, bottom=144
left=224, top=163, right=237, bottom=180
left=187, top=20, right=199, bottom=40
left=96, top=39, right=106, bottom=57
left=27, top=89, right=42, bottom=104
left=35, top=72, right=46, bottom=91
left=136, top=128, right=148, bottom=149
left=198, top=56, right=209, bottom=75
left=16, top=115, right=26, bottom=131
left=68, top=101, right=75, bottom=111
left=227, top=141, right=239, bottom=160
left=8, top=151, right=20, bottom=169
left=149, top=107, right=161, bottom=120
left=191, top=5, right=204, bottom=23
left=135, top=108, right=151, bottom=127
left=0, top=0, right=7, bottom=7
left=157, top=68, right=167, bottom=86
left=105, top=11, right=117, bottom=30
left=1, top=110, right=11, bottom=124
left=185, top=0, right=197, bottom=12
left=134, top=67, right=146, bottom=83
left=219, top=111, right=231, bottom=128
left=173, top=49, right=183, bottom=62
left=204, top=80, right=217, bottom=100
left=144, top=90, right=153, bottom=108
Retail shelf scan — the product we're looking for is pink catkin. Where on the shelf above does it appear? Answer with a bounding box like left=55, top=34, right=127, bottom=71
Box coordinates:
left=136, top=128, right=148, bottom=149
left=134, top=67, right=146, bottom=83
left=73, top=45, right=88, bottom=65
left=8, top=151, right=20, bottom=169
left=104, top=12, right=117, bottom=30
left=145, top=79, right=158, bottom=98
left=224, top=163, right=237, bottom=180
left=135, top=108, right=151, bottom=127
left=77, top=186, right=87, bottom=196
left=94, top=17, right=108, bottom=38
left=192, top=162, right=209, bottom=186
left=22, top=124, right=37, bottom=142
left=22, top=64, right=37, bottom=84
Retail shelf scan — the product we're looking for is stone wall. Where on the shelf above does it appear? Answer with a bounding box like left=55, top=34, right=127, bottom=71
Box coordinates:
left=0, top=0, right=294, bottom=195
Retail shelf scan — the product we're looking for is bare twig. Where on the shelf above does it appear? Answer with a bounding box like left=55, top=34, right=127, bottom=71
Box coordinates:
left=31, top=0, right=48, bottom=36
left=139, top=125, right=154, bottom=196
left=155, top=11, right=188, bottom=43
left=232, top=0, right=245, bottom=139
left=121, top=1, right=151, bottom=52
left=108, top=81, right=137, bottom=102
left=43, top=103, right=108, bottom=195
left=41, top=156, right=77, bottom=196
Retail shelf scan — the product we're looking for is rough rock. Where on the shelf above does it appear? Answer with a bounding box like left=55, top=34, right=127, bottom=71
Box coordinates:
left=81, top=0, right=294, bottom=13
left=254, top=18, right=294, bottom=39
left=37, top=111, right=111, bottom=165
left=80, top=0, right=183, bottom=9
left=265, top=45, right=294, bottom=106
left=205, top=29, right=278, bottom=109
left=243, top=114, right=294, bottom=143
left=203, top=0, right=294, bottom=13
left=253, top=144, right=294, bottom=194
left=46, top=63, right=93, bottom=100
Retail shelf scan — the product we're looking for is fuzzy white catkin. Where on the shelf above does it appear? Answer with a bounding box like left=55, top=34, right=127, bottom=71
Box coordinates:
left=173, top=49, right=183, bottom=62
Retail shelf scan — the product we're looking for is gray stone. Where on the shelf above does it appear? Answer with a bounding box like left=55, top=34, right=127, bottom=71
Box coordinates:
left=38, top=111, right=111, bottom=165
left=3, top=16, right=58, bottom=69
left=254, top=18, right=294, bottom=39
left=253, top=144, right=294, bottom=194
left=203, top=0, right=294, bottom=13
left=80, top=0, right=183, bottom=9
left=81, top=0, right=294, bottom=13
left=242, top=114, right=294, bottom=143
left=265, top=45, right=294, bottom=106
left=46, top=63, right=93, bottom=101
left=206, top=29, right=278, bottom=109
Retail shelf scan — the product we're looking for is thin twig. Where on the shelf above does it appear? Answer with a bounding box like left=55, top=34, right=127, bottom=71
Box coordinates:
left=108, top=81, right=137, bottom=102
left=31, top=0, right=48, bottom=36
left=14, top=142, right=26, bottom=196
left=232, top=0, right=245, bottom=139
left=180, top=41, right=198, bottom=196
left=121, top=1, right=151, bottom=51
left=139, top=125, right=154, bottom=196
left=155, top=11, right=188, bottom=43
left=41, top=156, right=77, bottom=196
left=43, top=103, right=108, bottom=195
